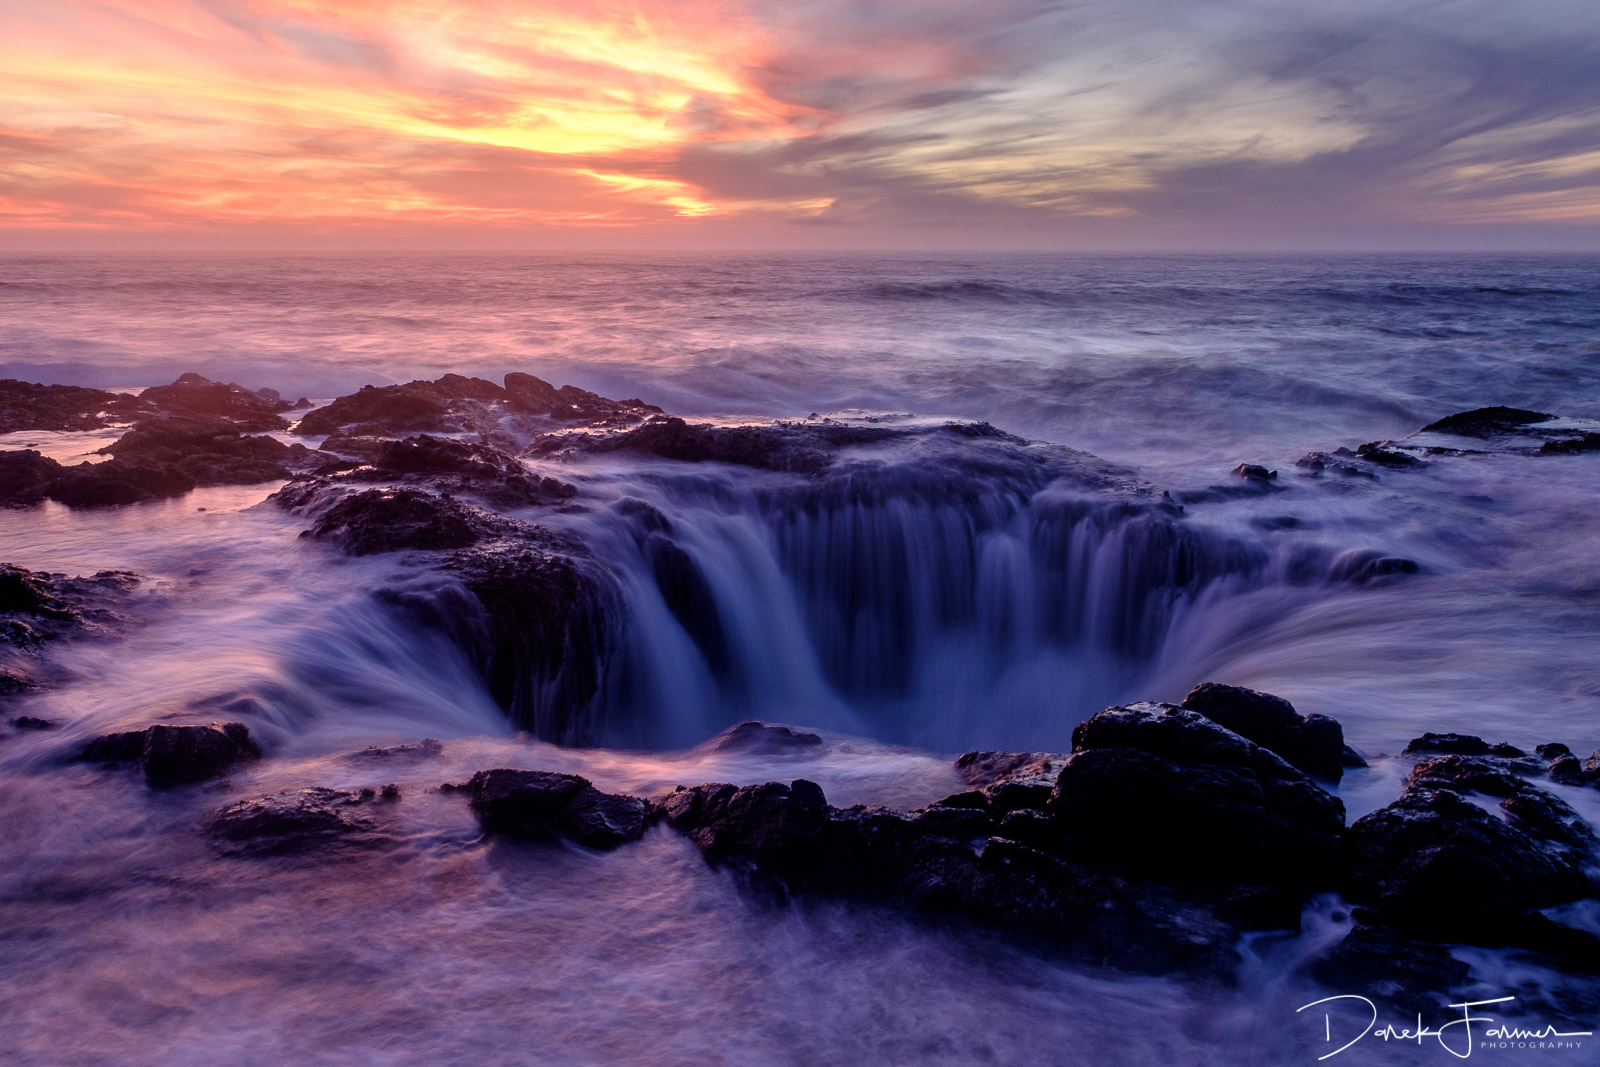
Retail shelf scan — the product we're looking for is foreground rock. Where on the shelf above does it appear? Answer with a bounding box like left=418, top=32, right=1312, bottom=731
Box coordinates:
left=0, top=379, right=148, bottom=432
left=1180, top=682, right=1363, bottom=781
left=464, top=768, right=646, bottom=849
left=293, top=373, right=659, bottom=439
left=81, top=721, right=262, bottom=786
left=207, top=786, right=398, bottom=856
left=1341, top=779, right=1597, bottom=938
left=275, top=483, right=616, bottom=740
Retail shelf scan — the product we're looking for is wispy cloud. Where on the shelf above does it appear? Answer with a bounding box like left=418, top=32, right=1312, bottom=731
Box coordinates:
left=1, top=0, right=1597, bottom=244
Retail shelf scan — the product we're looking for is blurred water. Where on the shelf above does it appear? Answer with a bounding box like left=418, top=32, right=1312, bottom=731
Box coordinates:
left=3, top=253, right=1599, bottom=1064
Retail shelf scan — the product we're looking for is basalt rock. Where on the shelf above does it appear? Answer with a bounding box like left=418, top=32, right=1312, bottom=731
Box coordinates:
left=0, top=379, right=149, bottom=432
left=528, top=415, right=904, bottom=474
left=279, top=483, right=616, bottom=741
left=1053, top=702, right=1347, bottom=888
left=137, top=373, right=291, bottom=429
left=1310, top=923, right=1474, bottom=1015
left=82, top=721, right=262, bottom=786
left=309, top=435, right=576, bottom=509
left=294, top=373, right=658, bottom=439
left=464, top=768, right=646, bottom=849
left=951, top=750, right=1068, bottom=815
left=655, top=777, right=1238, bottom=976
left=298, top=487, right=509, bottom=555
left=94, top=414, right=328, bottom=487
left=1340, top=777, right=1597, bottom=938
left=709, top=721, right=825, bottom=755
left=0, top=564, right=139, bottom=647
left=207, top=786, right=396, bottom=856
left=1181, top=682, right=1361, bottom=781
left=1421, top=407, right=1554, bottom=437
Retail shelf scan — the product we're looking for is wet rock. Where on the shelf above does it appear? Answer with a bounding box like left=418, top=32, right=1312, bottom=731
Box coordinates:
left=0, top=379, right=149, bottom=433
left=95, top=414, right=322, bottom=486
left=0, top=564, right=138, bottom=646
left=1537, top=742, right=1573, bottom=760
left=952, top=750, right=1068, bottom=814
left=207, top=787, right=392, bottom=856
left=342, top=738, right=443, bottom=764
left=1549, top=754, right=1588, bottom=785
left=299, top=487, right=506, bottom=555
left=1054, top=702, right=1346, bottom=888
left=1232, top=463, right=1277, bottom=483
left=1540, top=432, right=1600, bottom=455
left=465, top=768, right=646, bottom=849
left=1180, top=682, right=1357, bottom=781
left=528, top=415, right=902, bottom=474
left=658, top=777, right=1239, bottom=976
left=1296, top=451, right=1377, bottom=479
left=0, top=450, right=64, bottom=505
left=1407, top=755, right=1528, bottom=796
left=138, top=373, right=291, bottom=427
left=1340, top=781, right=1597, bottom=937
left=1404, top=732, right=1494, bottom=756
left=294, top=373, right=657, bottom=439
left=81, top=721, right=262, bottom=786
left=356, top=436, right=576, bottom=508
left=11, top=715, right=57, bottom=730
left=709, top=720, right=825, bottom=755
left=1310, top=923, right=1473, bottom=1015
left=1355, top=442, right=1425, bottom=468
left=1421, top=407, right=1553, bottom=437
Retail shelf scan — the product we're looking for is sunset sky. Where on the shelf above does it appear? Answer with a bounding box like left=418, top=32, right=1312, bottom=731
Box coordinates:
left=4, top=0, right=1600, bottom=249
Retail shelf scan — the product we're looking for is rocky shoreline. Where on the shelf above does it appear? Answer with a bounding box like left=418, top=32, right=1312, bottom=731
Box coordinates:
left=4, top=372, right=1600, bottom=1017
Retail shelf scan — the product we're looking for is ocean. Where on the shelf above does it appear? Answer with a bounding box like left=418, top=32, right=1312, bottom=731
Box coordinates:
left=2, top=252, right=1598, bottom=1064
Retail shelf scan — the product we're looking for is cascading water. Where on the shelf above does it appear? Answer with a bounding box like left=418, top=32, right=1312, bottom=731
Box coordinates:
left=546, top=439, right=1421, bottom=750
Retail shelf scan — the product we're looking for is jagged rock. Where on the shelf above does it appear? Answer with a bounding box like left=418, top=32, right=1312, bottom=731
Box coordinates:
left=1296, top=452, right=1377, bottom=479
left=1549, top=753, right=1588, bottom=785
left=1541, top=432, right=1600, bottom=455
left=82, top=721, right=262, bottom=786
left=951, top=751, right=1067, bottom=814
left=1340, top=781, right=1596, bottom=937
left=528, top=415, right=906, bottom=474
left=1180, top=682, right=1359, bottom=780
left=1407, top=755, right=1528, bottom=796
left=464, top=768, right=646, bottom=849
left=207, top=786, right=395, bottom=856
left=11, top=715, right=56, bottom=730
left=1537, top=742, right=1573, bottom=760
left=138, top=373, right=291, bottom=427
left=1355, top=442, right=1425, bottom=468
left=93, top=414, right=323, bottom=487
left=0, top=564, right=138, bottom=646
left=298, top=488, right=506, bottom=555
left=1310, top=924, right=1473, bottom=1015
left=278, top=481, right=615, bottom=741
left=1232, top=464, right=1277, bottom=482
left=1053, top=702, right=1346, bottom=888
left=656, top=778, right=1238, bottom=976
left=1421, top=407, right=1553, bottom=437
left=310, top=435, right=577, bottom=509
left=342, top=738, right=443, bottom=764
left=0, top=379, right=148, bottom=432
left=293, top=373, right=657, bottom=438
left=709, top=721, right=825, bottom=755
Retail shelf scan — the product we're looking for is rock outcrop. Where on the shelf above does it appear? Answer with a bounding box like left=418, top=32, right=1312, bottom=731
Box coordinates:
left=464, top=768, right=647, bottom=849
left=81, top=721, right=262, bottom=786
left=208, top=785, right=398, bottom=856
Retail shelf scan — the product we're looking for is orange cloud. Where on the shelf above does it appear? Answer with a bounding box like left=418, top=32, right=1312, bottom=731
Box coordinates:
left=0, top=0, right=830, bottom=229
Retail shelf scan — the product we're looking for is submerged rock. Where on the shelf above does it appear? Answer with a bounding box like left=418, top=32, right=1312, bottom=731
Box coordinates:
left=0, top=564, right=139, bottom=647
left=528, top=415, right=905, bottom=474
left=464, top=768, right=646, bottom=849
left=82, top=721, right=262, bottom=786
left=1310, top=923, right=1474, bottom=1015
left=207, top=786, right=395, bottom=856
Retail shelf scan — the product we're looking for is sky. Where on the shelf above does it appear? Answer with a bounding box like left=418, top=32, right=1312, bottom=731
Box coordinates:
left=3, top=0, right=1600, bottom=250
